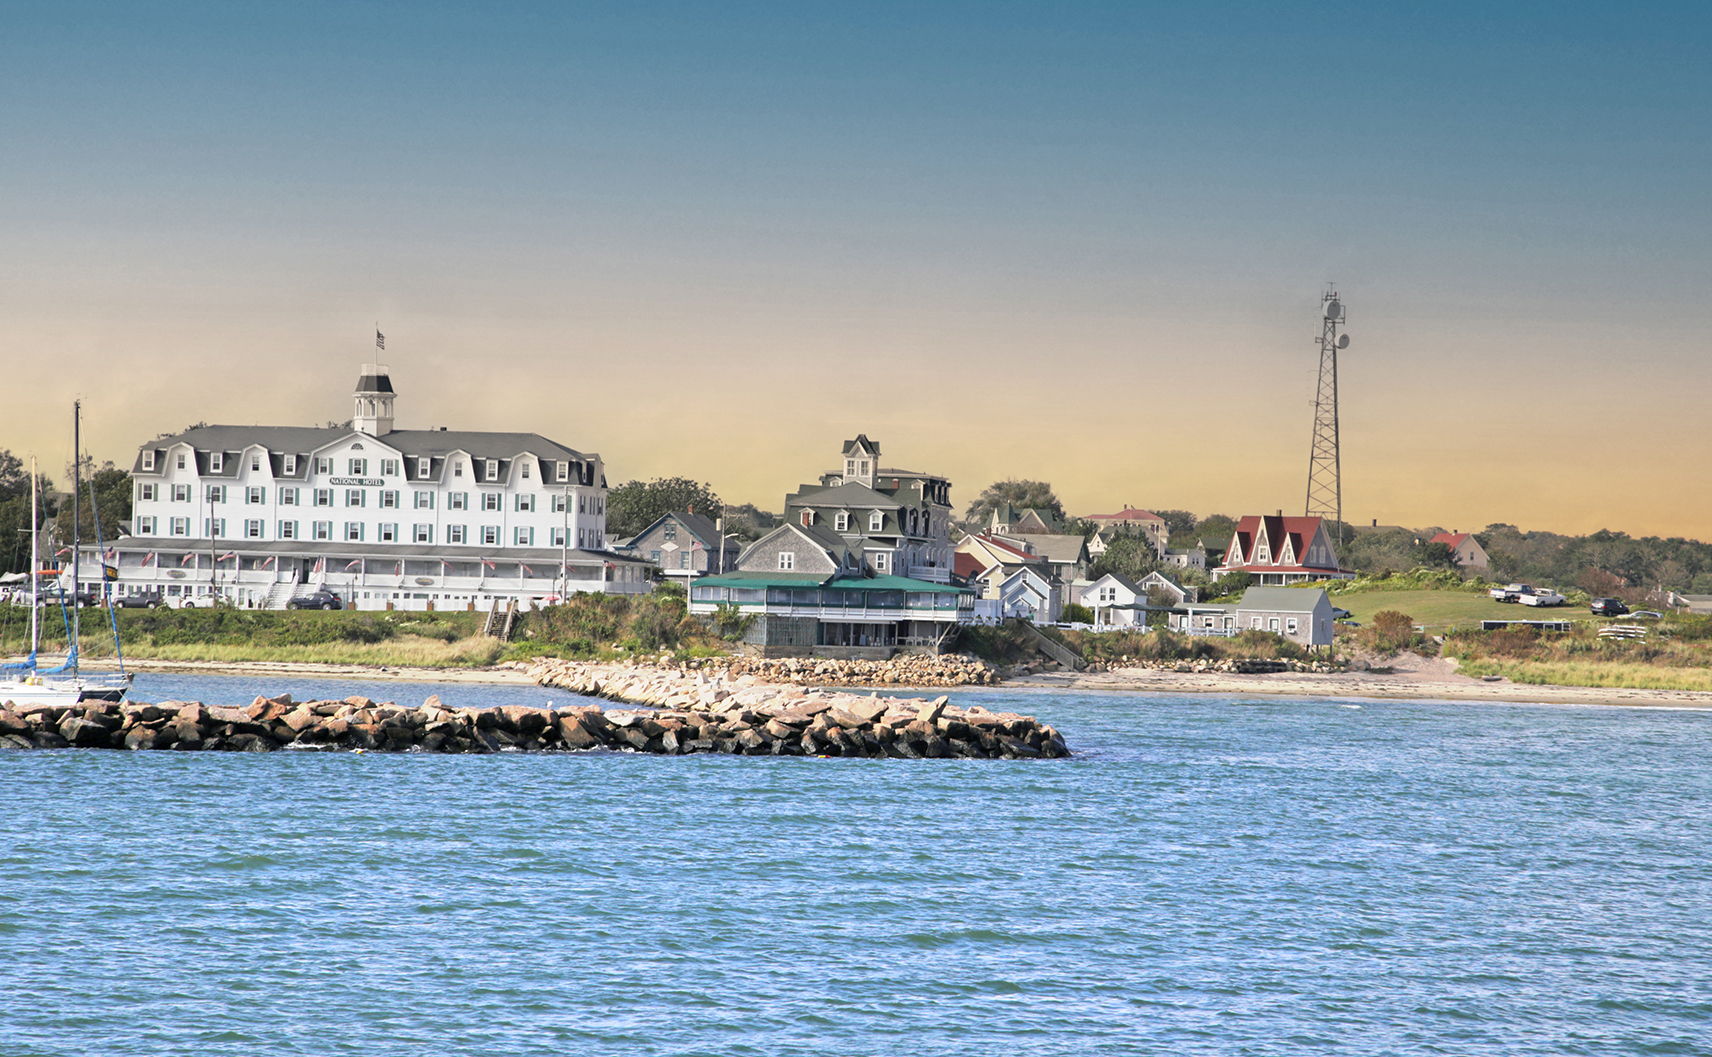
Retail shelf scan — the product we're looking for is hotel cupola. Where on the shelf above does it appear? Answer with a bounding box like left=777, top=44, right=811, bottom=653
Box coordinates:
left=352, top=363, right=396, bottom=436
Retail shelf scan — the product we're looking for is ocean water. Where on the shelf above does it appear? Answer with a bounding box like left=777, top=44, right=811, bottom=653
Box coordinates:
left=4, top=677, right=1711, bottom=1056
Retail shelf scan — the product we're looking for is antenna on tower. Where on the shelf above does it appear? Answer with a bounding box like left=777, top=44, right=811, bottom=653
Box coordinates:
left=1305, top=285, right=1351, bottom=548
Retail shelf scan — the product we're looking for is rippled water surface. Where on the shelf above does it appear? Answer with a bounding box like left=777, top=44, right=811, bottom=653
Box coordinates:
left=5, top=677, right=1712, bottom=1055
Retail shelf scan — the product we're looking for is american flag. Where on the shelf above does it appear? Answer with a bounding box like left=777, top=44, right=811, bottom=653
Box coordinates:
left=144, top=552, right=157, bottom=567
left=218, top=552, right=236, bottom=561
left=481, top=560, right=496, bottom=570
left=376, top=329, right=385, bottom=351
left=344, top=559, right=361, bottom=571
left=394, top=561, right=403, bottom=575
left=521, top=564, right=533, bottom=575
left=313, top=558, right=326, bottom=574
left=181, top=553, right=196, bottom=566
left=261, top=556, right=276, bottom=568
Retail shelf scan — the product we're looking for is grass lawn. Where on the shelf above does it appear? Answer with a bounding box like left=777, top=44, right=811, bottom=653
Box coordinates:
left=1336, top=589, right=1591, bottom=630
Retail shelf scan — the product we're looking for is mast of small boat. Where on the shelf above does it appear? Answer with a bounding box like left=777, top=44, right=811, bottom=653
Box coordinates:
left=29, top=456, right=39, bottom=661
left=71, top=400, right=81, bottom=669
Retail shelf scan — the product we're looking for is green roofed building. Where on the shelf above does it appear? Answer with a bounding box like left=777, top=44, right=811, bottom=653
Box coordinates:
left=689, top=571, right=974, bottom=658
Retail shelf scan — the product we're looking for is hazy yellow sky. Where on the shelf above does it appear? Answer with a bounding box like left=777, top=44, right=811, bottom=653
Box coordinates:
left=4, top=5, right=1708, bottom=537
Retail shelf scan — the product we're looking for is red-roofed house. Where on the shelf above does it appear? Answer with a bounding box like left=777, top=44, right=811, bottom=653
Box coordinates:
left=955, top=532, right=1052, bottom=600
left=1429, top=532, right=1490, bottom=572
left=1213, top=515, right=1353, bottom=584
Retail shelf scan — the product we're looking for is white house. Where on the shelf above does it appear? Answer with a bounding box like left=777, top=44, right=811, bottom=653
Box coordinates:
left=1075, top=572, right=1147, bottom=628
left=112, top=364, right=651, bottom=611
left=998, top=567, right=1060, bottom=623
left=1169, top=587, right=1335, bottom=648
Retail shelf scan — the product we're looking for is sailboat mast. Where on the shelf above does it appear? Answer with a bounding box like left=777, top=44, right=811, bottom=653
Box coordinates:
left=71, top=400, right=81, bottom=655
left=29, top=457, right=38, bottom=656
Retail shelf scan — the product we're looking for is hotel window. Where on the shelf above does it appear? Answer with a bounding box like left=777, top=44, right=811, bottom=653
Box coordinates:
left=381, top=459, right=398, bottom=476
left=869, top=511, right=884, bottom=531
left=482, top=526, right=499, bottom=546
left=664, top=523, right=677, bottom=541
left=314, top=488, right=332, bottom=507
left=245, top=519, right=264, bottom=539
left=206, top=485, right=226, bottom=503
left=313, top=521, right=331, bottom=540
left=552, top=493, right=567, bottom=513
left=597, top=497, right=604, bottom=514
left=279, top=521, right=297, bottom=540
left=414, top=524, right=433, bottom=543
left=778, top=552, right=794, bottom=571
left=379, top=523, right=397, bottom=542
left=137, top=516, right=157, bottom=534
left=348, top=458, right=367, bottom=476
left=176, top=453, right=187, bottom=470
left=171, top=517, right=189, bottom=536
left=521, top=461, right=531, bottom=480
left=209, top=452, right=224, bottom=472
left=448, top=492, right=467, bottom=510
left=380, top=490, right=398, bottom=508
left=514, top=527, right=534, bottom=546
left=485, top=459, right=499, bottom=480
left=346, top=489, right=365, bottom=507
left=316, top=457, right=331, bottom=474
left=283, top=455, right=297, bottom=475
left=139, top=483, right=157, bottom=502
left=206, top=518, right=226, bottom=537
left=835, top=512, right=849, bottom=531
left=515, top=494, right=534, bottom=512
left=247, top=487, right=264, bottom=504
left=579, top=529, right=587, bottom=548
left=482, top=493, right=501, bottom=512
left=346, top=522, right=365, bottom=542
left=141, top=451, right=156, bottom=471
left=280, top=487, right=298, bottom=506
left=556, top=461, right=568, bottom=482
left=578, top=495, right=586, bottom=513
left=551, top=527, right=566, bottom=547
left=250, top=455, right=261, bottom=472
left=923, top=512, right=931, bottom=533
left=453, top=460, right=463, bottom=478
left=414, top=491, right=433, bottom=509
left=417, top=457, right=431, bottom=478
left=447, top=525, right=466, bottom=544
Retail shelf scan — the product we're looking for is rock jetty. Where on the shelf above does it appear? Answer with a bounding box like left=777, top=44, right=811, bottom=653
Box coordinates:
left=1, top=683, right=1068, bottom=760
left=688, top=653, right=999, bottom=687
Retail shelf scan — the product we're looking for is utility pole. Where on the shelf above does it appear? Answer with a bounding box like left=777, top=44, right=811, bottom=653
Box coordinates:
left=1305, top=287, right=1352, bottom=548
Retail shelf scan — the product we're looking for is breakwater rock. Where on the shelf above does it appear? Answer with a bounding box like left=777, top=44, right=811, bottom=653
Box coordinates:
left=703, top=653, right=999, bottom=687
left=529, top=658, right=1066, bottom=758
left=1, top=687, right=1069, bottom=759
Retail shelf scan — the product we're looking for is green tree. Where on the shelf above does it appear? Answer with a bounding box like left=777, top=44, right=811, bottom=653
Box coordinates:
left=963, top=479, right=1063, bottom=527
left=1154, top=509, right=1198, bottom=540
left=1195, top=514, right=1238, bottom=550
left=719, top=503, right=776, bottom=542
left=1089, top=534, right=1162, bottom=582
left=606, top=477, right=722, bottom=539
left=53, top=464, right=132, bottom=551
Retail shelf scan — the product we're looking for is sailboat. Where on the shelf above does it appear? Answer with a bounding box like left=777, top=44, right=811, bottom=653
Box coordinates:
left=0, top=405, right=132, bottom=708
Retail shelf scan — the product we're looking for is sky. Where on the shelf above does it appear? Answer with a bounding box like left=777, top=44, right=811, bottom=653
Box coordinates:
left=3, top=1, right=1708, bottom=537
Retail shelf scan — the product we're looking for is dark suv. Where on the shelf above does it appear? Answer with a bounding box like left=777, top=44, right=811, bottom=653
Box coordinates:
left=1590, top=597, right=1630, bottom=616
left=114, top=590, right=165, bottom=609
left=288, top=590, right=344, bottom=610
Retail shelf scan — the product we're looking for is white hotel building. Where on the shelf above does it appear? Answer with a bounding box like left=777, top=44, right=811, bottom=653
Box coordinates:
left=112, top=365, right=651, bottom=610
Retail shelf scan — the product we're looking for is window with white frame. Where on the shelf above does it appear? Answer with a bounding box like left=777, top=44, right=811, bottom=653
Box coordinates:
left=448, top=525, right=466, bottom=544
left=346, top=522, right=364, bottom=542
left=453, top=460, right=463, bottom=478
left=514, top=526, right=533, bottom=546
left=209, top=452, right=224, bottom=472
left=315, top=457, right=331, bottom=474
left=778, top=551, right=794, bottom=570
left=521, top=461, right=531, bottom=480
left=205, top=518, right=226, bottom=537
left=380, top=490, right=398, bottom=508
left=280, top=487, right=298, bottom=506
left=206, top=485, right=226, bottom=503
left=556, top=461, right=568, bottom=482
left=279, top=520, right=297, bottom=539
left=516, top=494, right=534, bottom=512
left=283, top=454, right=297, bottom=475
left=414, top=491, right=433, bottom=509
left=448, top=492, right=467, bottom=510
left=172, top=484, right=190, bottom=502
left=552, top=493, right=567, bottom=513
left=345, top=489, right=365, bottom=507
left=139, top=483, right=156, bottom=502
left=835, top=511, right=849, bottom=531
left=551, top=527, right=566, bottom=547
left=414, top=524, right=432, bottom=543
left=1268, top=617, right=1281, bottom=632
left=664, top=523, right=677, bottom=541
left=485, top=459, right=499, bottom=480
left=1286, top=618, right=1298, bottom=634
left=245, top=519, right=264, bottom=539
left=170, top=517, right=188, bottom=535
left=314, top=488, right=331, bottom=507
left=348, top=458, right=367, bottom=475
left=142, top=451, right=156, bottom=471
left=869, top=511, right=884, bottom=531
left=176, top=453, right=187, bottom=470
left=137, top=516, right=157, bottom=534
left=845, top=459, right=856, bottom=477
left=578, top=495, right=586, bottom=513
left=873, top=552, right=889, bottom=571
left=801, top=510, right=815, bottom=527
left=381, top=459, right=398, bottom=476
left=379, top=523, right=397, bottom=542
left=250, top=455, right=261, bottom=472
left=313, top=521, right=331, bottom=540
left=482, top=493, right=501, bottom=512
left=247, top=487, right=264, bottom=504
left=482, top=525, right=499, bottom=545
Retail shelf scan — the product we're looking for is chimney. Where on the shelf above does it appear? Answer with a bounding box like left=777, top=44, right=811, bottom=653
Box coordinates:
left=1371, top=518, right=1377, bottom=528
left=1276, top=509, right=1283, bottom=517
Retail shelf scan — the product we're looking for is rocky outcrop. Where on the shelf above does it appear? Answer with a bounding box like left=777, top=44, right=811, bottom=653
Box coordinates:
left=629, top=653, right=1000, bottom=688
left=0, top=685, right=1069, bottom=760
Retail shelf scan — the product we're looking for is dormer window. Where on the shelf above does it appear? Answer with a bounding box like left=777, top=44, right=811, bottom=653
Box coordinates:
left=869, top=510, right=884, bottom=532
left=454, top=460, right=463, bottom=478
left=556, top=461, right=568, bottom=482
left=177, top=453, right=186, bottom=470
left=835, top=511, right=849, bottom=532
left=141, top=451, right=156, bottom=471
left=251, top=455, right=261, bottom=472
left=521, top=461, right=531, bottom=480
left=418, top=457, right=431, bottom=477
left=801, top=510, right=815, bottom=527
left=485, top=459, right=499, bottom=480
left=209, top=452, right=224, bottom=473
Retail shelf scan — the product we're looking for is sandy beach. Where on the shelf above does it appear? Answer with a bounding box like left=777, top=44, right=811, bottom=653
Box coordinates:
left=79, top=657, right=539, bottom=686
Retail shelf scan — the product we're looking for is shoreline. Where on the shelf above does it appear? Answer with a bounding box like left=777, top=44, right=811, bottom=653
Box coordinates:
left=59, top=656, right=1712, bottom=709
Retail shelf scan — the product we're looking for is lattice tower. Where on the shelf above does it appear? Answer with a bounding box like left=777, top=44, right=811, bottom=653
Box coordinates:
left=1305, top=287, right=1348, bottom=547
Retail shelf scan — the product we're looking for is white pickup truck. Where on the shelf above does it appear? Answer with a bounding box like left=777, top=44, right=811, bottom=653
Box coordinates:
left=1517, top=587, right=1566, bottom=607
left=1490, top=583, right=1532, bottom=602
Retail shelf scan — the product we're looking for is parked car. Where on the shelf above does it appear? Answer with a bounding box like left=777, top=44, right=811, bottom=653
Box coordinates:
left=1518, top=587, right=1566, bottom=607
left=1629, top=610, right=1663, bottom=620
left=114, top=591, right=165, bottom=609
left=1590, top=598, right=1630, bottom=616
left=1490, top=583, right=1532, bottom=603
left=287, top=590, right=344, bottom=610
left=1331, top=606, right=1354, bottom=620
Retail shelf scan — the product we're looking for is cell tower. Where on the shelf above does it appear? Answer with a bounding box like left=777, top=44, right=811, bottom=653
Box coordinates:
left=1305, top=286, right=1351, bottom=546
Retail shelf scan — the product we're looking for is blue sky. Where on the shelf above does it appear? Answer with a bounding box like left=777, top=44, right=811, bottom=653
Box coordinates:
left=4, top=2, right=1708, bottom=531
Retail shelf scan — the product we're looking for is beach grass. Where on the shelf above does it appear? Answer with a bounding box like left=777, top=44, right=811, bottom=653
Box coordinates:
left=1453, top=657, right=1712, bottom=692
left=93, top=633, right=507, bottom=668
